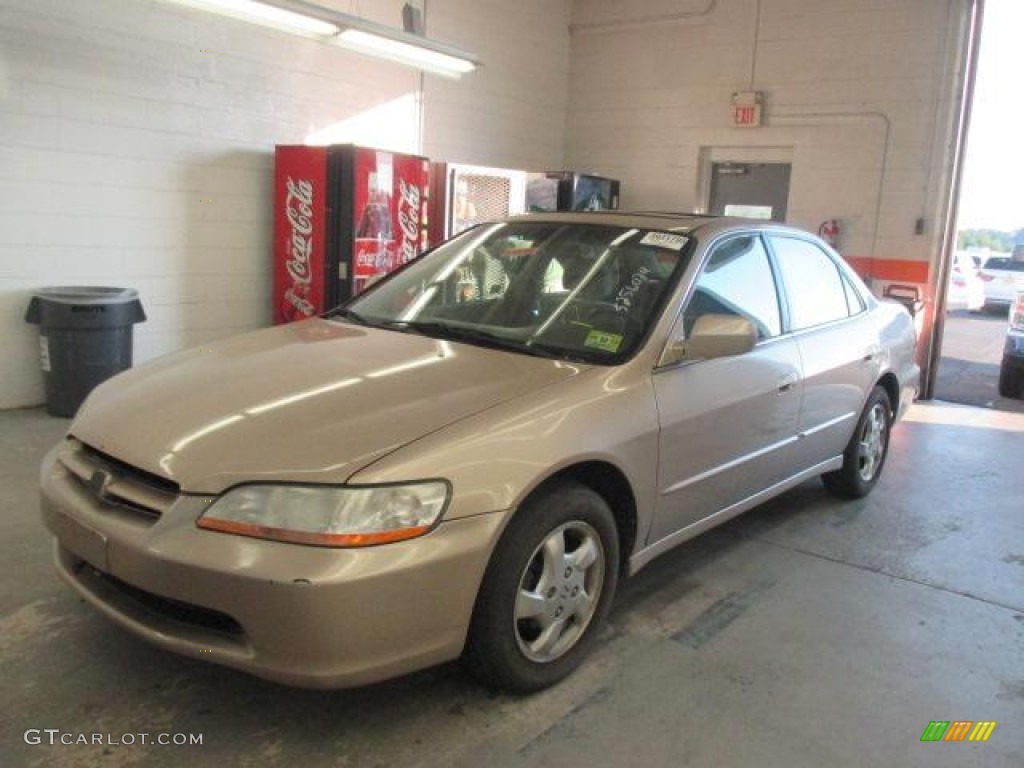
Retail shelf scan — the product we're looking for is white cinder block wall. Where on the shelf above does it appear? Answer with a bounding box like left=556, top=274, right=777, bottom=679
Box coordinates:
left=0, top=0, right=570, bottom=409
left=566, top=0, right=968, bottom=293
left=423, top=1, right=571, bottom=167
left=0, top=0, right=970, bottom=409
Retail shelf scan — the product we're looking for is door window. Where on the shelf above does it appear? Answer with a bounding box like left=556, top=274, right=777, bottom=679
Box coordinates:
left=770, top=236, right=852, bottom=330
left=683, top=235, right=782, bottom=340
left=842, top=273, right=866, bottom=314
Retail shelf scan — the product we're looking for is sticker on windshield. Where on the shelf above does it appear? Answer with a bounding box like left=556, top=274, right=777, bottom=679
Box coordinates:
left=639, top=232, right=689, bottom=250
left=584, top=330, right=623, bottom=353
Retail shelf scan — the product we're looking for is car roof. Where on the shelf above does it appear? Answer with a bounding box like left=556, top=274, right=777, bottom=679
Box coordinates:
left=503, top=210, right=802, bottom=238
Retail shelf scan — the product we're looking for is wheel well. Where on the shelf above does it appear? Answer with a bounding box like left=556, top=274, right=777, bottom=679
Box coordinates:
left=528, top=462, right=638, bottom=576
left=877, top=372, right=900, bottom=416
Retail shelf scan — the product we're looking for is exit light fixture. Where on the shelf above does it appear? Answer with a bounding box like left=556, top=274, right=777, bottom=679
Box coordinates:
left=163, top=0, right=480, bottom=78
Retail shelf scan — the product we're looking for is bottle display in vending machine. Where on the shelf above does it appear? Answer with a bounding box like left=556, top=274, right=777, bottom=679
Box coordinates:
left=273, top=145, right=430, bottom=324
left=354, top=167, right=396, bottom=295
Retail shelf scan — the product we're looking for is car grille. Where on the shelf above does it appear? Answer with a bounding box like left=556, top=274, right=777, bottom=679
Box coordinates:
left=76, top=560, right=244, bottom=638
left=60, top=439, right=179, bottom=523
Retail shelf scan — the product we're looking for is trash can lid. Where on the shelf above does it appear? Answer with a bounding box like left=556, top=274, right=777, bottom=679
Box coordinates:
left=32, top=286, right=140, bottom=304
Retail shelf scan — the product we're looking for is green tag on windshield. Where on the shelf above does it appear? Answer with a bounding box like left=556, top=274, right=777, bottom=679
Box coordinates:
left=584, top=330, right=623, bottom=353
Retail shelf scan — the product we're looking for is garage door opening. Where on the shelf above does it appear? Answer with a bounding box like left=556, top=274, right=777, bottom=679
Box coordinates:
left=931, top=0, right=1024, bottom=413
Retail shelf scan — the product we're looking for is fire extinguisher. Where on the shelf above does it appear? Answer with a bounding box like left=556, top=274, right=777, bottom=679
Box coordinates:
left=818, top=219, right=841, bottom=249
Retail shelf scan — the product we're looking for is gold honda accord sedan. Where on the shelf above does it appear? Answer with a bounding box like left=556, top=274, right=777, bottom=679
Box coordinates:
left=40, top=213, right=919, bottom=692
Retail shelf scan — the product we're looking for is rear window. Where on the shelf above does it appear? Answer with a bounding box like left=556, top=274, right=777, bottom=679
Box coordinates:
left=983, top=257, right=1024, bottom=272
left=770, top=236, right=853, bottom=330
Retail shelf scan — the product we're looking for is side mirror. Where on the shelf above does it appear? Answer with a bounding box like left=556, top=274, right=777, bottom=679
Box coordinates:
left=661, top=314, right=757, bottom=366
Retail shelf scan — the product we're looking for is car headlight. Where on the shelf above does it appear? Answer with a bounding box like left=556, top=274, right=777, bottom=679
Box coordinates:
left=196, top=482, right=449, bottom=547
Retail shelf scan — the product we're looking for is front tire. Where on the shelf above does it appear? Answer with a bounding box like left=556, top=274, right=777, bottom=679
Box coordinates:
left=823, top=386, right=892, bottom=499
left=463, top=482, right=619, bottom=693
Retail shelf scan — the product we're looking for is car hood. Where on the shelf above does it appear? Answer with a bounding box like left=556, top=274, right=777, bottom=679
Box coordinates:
left=70, top=319, right=585, bottom=493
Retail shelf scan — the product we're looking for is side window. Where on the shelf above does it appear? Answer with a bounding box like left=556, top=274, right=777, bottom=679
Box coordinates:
left=684, top=235, right=782, bottom=340
left=842, top=273, right=866, bottom=315
left=771, top=236, right=851, bottom=330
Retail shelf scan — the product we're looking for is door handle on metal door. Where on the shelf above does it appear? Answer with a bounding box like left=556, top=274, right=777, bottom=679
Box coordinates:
left=778, top=373, right=799, bottom=393
left=863, top=348, right=879, bottom=363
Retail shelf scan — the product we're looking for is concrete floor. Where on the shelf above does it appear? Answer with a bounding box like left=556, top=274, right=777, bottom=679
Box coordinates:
left=1, top=402, right=1022, bottom=767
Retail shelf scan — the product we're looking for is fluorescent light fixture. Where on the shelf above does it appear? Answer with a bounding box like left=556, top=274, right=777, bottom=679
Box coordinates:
left=334, top=28, right=477, bottom=78
left=164, top=0, right=339, bottom=38
left=162, top=0, right=480, bottom=78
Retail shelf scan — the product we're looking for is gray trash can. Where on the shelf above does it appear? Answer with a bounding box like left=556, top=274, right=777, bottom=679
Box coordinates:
left=25, top=286, right=146, bottom=417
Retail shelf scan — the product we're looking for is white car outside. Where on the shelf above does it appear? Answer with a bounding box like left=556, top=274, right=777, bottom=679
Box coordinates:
left=979, top=254, right=1024, bottom=309
left=947, top=250, right=985, bottom=312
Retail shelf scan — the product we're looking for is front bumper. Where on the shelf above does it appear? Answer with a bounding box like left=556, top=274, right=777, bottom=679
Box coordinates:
left=40, top=441, right=506, bottom=688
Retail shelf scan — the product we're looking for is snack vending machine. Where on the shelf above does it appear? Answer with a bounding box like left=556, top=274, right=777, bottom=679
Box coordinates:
left=428, top=163, right=528, bottom=246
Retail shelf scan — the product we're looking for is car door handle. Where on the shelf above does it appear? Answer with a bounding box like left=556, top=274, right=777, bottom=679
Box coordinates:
left=778, top=373, right=799, bottom=393
left=863, top=349, right=878, bottom=363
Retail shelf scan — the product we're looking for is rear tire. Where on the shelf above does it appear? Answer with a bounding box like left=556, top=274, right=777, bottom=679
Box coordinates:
left=463, top=482, right=619, bottom=693
left=999, top=361, right=1023, bottom=399
left=823, top=386, right=892, bottom=499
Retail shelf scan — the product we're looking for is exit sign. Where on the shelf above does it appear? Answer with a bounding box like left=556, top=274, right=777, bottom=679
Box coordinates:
left=732, top=104, right=761, bottom=127
left=731, top=91, right=763, bottom=128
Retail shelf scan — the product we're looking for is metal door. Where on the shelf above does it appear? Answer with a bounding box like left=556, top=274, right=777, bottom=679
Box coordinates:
left=709, top=162, right=791, bottom=222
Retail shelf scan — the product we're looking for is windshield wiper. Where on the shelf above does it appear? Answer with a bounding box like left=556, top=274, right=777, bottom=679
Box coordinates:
left=523, top=341, right=595, bottom=363
left=398, top=320, right=512, bottom=346
left=329, top=307, right=370, bottom=326
left=401, top=321, right=585, bottom=361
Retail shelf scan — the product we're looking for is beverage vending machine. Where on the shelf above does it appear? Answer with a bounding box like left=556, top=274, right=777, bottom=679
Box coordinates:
left=525, top=172, right=621, bottom=212
left=428, top=163, right=528, bottom=246
left=273, top=144, right=430, bottom=324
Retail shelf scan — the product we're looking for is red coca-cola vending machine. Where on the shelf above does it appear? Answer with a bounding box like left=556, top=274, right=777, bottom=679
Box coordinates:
left=273, top=144, right=430, bottom=324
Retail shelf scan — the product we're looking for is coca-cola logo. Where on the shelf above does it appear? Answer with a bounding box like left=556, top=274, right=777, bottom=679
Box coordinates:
left=283, top=287, right=315, bottom=318
left=285, top=178, right=314, bottom=287
left=397, top=178, right=420, bottom=265
left=280, top=177, right=316, bottom=321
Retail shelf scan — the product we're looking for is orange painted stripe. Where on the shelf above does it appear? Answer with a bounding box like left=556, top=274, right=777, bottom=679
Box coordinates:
left=842, top=255, right=873, bottom=279
left=841, top=255, right=930, bottom=284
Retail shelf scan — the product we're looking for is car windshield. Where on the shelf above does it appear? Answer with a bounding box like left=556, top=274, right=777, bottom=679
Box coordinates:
left=338, top=220, right=693, bottom=364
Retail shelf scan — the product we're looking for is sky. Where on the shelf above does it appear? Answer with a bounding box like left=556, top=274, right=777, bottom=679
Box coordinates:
left=957, top=0, right=1024, bottom=232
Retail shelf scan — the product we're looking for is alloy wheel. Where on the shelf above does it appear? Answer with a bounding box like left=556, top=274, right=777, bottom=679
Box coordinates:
left=857, top=403, right=888, bottom=483
left=513, top=521, right=605, bottom=664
